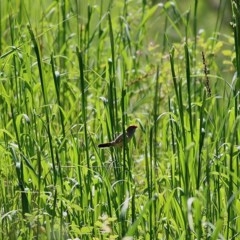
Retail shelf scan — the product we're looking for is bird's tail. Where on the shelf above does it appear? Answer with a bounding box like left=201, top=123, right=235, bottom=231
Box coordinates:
left=98, top=142, right=114, bottom=148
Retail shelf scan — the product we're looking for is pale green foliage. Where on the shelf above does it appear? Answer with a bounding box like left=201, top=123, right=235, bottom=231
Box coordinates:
left=0, top=1, right=239, bottom=239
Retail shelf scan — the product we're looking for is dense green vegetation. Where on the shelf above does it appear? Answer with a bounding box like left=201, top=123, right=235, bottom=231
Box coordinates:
left=0, top=1, right=239, bottom=239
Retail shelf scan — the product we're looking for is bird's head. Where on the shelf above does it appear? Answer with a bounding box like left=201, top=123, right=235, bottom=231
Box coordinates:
left=127, top=125, right=137, bottom=135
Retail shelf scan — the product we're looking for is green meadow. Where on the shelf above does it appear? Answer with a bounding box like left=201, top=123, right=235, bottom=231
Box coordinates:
left=0, top=1, right=239, bottom=239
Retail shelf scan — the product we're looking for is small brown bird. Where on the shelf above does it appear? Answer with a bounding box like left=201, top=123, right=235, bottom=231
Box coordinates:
left=98, top=125, right=137, bottom=148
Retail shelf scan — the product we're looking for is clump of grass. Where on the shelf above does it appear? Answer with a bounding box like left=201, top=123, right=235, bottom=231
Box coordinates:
left=0, top=1, right=239, bottom=239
